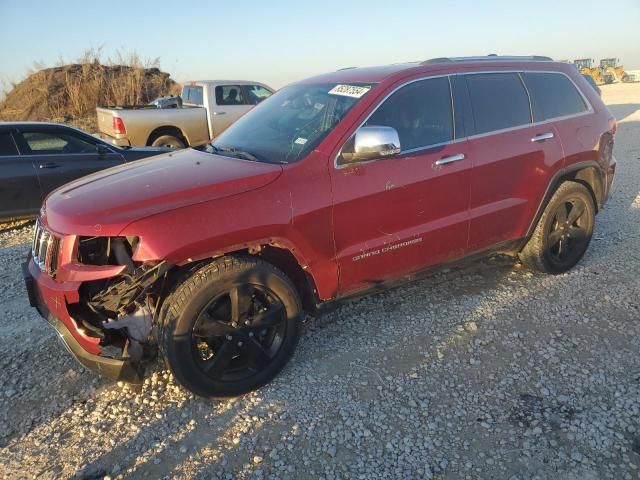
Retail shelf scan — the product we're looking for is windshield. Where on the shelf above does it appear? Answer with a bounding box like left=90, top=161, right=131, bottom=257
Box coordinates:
left=209, top=83, right=372, bottom=164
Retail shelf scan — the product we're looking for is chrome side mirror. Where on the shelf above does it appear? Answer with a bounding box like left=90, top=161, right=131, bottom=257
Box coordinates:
left=340, top=126, right=401, bottom=164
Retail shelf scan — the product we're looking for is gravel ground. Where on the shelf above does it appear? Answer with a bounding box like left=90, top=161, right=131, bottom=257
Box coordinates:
left=1, top=83, right=639, bottom=480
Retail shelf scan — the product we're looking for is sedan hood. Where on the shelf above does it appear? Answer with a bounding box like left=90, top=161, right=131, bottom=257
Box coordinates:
left=44, top=148, right=282, bottom=236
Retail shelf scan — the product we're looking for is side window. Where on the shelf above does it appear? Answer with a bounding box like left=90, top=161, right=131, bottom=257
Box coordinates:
left=365, top=77, right=453, bottom=151
left=21, top=131, right=97, bottom=154
left=215, top=85, right=249, bottom=106
left=465, top=73, right=531, bottom=135
left=0, top=132, right=18, bottom=156
left=246, top=85, right=273, bottom=105
left=523, top=72, right=588, bottom=121
left=182, top=85, right=204, bottom=106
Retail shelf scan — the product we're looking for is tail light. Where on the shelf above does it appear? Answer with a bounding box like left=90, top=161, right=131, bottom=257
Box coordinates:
left=608, top=117, right=617, bottom=136
left=113, top=117, right=126, bottom=135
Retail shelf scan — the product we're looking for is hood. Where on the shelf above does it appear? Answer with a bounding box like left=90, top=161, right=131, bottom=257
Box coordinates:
left=44, top=148, right=282, bottom=236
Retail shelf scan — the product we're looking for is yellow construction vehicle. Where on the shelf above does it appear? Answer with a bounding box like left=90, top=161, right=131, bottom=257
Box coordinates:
left=599, top=58, right=629, bottom=83
left=574, top=58, right=603, bottom=85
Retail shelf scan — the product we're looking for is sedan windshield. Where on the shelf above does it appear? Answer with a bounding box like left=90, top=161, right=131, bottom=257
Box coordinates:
left=209, top=83, right=373, bottom=164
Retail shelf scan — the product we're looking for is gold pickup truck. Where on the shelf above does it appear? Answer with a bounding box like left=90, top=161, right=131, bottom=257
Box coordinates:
left=97, top=80, right=274, bottom=148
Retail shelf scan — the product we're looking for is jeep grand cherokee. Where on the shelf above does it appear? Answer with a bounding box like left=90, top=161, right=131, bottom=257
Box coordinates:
left=24, top=56, right=616, bottom=397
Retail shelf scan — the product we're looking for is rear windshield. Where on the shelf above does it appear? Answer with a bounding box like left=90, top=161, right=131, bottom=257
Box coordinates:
left=182, top=85, right=204, bottom=106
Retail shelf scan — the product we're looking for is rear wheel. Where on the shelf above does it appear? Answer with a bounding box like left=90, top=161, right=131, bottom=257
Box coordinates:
left=151, top=134, right=185, bottom=149
left=519, top=181, right=595, bottom=274
left=159, top=256, right=302, bottom=397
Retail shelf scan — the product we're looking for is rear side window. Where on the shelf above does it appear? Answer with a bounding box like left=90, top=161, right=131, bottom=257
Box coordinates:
left=182, top=85, right=204, bottom=106
left=523, top=72, right=588, bottom=121
left=365, top=77, right=453, bottom=151
left=465, top=73, right=531, bottom=135
left=0, top=132, right=18, bottom=156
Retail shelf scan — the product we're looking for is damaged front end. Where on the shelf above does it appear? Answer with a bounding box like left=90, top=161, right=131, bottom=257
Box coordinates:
left=25, top=223, right=172, bottom=385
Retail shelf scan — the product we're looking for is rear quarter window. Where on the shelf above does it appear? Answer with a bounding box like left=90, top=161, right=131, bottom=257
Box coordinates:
left=522, top=72, right=588, bottom=121
left=182, top=85, right=204, bottom=106
left=465, top=73, right=532, bottom=135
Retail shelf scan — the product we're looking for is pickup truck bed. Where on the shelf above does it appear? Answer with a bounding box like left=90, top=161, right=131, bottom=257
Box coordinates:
left=97, top=105, right=209, bottom=148
left=97, top=80, right=275, bottom=149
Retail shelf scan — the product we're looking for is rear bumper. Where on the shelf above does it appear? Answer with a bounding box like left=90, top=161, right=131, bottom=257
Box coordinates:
left=97, top=132, right=132, bottom=147
left=23, top=256, right=143, bottom=384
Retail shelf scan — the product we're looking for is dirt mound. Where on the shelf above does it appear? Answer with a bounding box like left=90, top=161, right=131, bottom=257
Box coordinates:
left=0, top=63, right=180, bottom=132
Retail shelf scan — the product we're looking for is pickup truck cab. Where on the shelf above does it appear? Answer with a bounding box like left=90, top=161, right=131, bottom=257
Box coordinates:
left=26, top=56, right=616, bottom=398
left=97, top=80, right=274, bottom=148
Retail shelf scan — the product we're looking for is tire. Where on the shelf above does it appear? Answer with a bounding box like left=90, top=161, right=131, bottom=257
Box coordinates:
left=159, top=255, right=302, bottom=397
left=150, top=134, right=185, bottom=149
left=519, top=181, right=595, bottom=274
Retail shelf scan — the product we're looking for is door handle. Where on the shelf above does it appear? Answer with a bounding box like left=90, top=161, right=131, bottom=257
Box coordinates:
left=531, top=132, right=554, bottom=142
left=38, top=162, right=59, bottom=169
left=212, top=111, right=227, bottom=115
left=434, top=153, right=465, bottom=166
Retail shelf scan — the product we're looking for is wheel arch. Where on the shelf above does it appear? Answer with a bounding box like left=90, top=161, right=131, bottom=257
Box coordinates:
left=163, top=243, right=321, bottom=315
left=525, top=161, right=605, bottom=241
left=146, top=125, right=189, bottom=146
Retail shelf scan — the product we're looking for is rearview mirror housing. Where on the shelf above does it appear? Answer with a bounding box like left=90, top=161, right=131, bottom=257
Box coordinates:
left=340, top=126, right=401, bottom=164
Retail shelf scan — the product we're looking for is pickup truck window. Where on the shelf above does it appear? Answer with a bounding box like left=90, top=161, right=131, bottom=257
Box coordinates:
left=182, top=85, right=204, bottom=106
left=211, top=83, right=371, bottom=164
left=216, top=86, right=249, bottom=106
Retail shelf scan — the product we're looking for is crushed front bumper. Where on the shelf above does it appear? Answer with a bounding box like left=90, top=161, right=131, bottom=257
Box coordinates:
left=23, top=256, right=143, bottom=384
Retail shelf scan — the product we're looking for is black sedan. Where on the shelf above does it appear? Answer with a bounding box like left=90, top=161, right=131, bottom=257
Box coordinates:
left=0, top=122, right=169, bottom=221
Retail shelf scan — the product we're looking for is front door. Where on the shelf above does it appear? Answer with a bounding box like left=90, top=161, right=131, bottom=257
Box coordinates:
left=0, top=130, right=42, bottom=219
left=16, top=127, right=125, bottom=197
left=330, top=76, right=472, bottom=294
left=211, top=84, right=253, bottom=136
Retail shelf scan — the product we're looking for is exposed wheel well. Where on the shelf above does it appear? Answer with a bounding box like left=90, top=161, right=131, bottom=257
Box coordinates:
left=146, top=126, right=188, bottom=146
left=254, top=246, right=318, bottom=313
left=164, top=246, right=319, bottom=315
left=559, top=166, right=603, bottom=211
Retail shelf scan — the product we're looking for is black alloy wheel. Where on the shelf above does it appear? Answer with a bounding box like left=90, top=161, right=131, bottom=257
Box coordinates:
left=191, top=285, right=287, bottom=382
left=546, top=197, right=591, bottom=269
left=160, top=256, right=302, bottom=397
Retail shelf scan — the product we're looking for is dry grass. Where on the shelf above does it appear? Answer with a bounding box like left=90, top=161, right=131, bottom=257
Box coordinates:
left=0, top=49, right=180, bottom=132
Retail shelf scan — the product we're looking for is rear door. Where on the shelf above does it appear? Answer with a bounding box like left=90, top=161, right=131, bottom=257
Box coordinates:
left=15, top=126, right=125, bottom=197
left=330, top=76, right=472, bottom=293
left=464, top=72, right=564, bottom=251
left=211, top=84, right=253, bottom=135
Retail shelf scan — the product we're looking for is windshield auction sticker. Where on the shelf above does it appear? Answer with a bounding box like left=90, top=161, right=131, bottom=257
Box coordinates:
left=328, top=84, right=371, bottom=98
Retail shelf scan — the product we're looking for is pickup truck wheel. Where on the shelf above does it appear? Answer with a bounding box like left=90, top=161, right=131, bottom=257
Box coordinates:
left=151, top=134, right=185, bottom=149
left=159, top=256, right=302, bottom=398
left=519, top=181, right=595, bottom=274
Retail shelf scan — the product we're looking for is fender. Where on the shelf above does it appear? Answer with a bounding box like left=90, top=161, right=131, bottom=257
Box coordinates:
left=524, top=160, right=605, bottom=241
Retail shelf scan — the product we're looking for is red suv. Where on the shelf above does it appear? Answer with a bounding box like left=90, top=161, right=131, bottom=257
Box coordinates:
left=24, top=56, right=616, bottom=397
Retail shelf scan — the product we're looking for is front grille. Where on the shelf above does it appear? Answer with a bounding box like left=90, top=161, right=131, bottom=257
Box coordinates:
left=32, top=219, right=61, bottom=277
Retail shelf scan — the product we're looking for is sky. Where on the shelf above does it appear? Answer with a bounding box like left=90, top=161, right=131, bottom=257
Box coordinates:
left=1, top=0, right=639, bottom=90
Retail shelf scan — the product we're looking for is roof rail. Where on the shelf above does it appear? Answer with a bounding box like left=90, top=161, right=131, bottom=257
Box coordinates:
left=421, top=55, right=553, bottom=65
